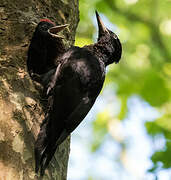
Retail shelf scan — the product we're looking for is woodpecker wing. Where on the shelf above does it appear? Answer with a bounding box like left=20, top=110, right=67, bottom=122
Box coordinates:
left=35, top=47, right=105, bottom=176
left=38, top=93, right=94, bottom=176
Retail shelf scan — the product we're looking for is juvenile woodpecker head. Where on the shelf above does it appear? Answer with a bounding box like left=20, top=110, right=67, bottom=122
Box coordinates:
left=34, top=19, right=68, bottom=39
left=95, top=11, right=122, bottom=65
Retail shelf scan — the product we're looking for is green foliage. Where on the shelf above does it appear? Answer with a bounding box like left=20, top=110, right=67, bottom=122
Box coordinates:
left=146, top=113, right=171, bottom=138
left=151, top=141, right=171, bottom=169
left=118, top=96, right=128, bottom=120
left=140, top=70, right=170, bottom=106
left=145, top=113, right=171, bottom=171
left=91, top=110, right=109, bottom=152
left=77, top=0, right=171, bottom=176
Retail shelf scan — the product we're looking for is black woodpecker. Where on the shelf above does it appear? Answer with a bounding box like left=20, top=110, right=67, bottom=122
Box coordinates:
left=27, top=11, right=122, bottom=176
left=27, top=18, right=68, bottom=81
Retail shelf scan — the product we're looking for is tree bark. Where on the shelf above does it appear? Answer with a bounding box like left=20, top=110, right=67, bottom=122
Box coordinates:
left=0, top=0, right=79, bottom=179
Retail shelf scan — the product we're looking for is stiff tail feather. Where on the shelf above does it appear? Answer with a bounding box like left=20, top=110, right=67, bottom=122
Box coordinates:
left=35, top=115, right=49, bottom=174
left=39, top=129, right=70, bottom=176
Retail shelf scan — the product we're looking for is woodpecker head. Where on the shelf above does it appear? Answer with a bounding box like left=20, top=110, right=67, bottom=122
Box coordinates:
left=95, top=11, right=122, bottom=65
left=34, top=19, right=68, bottom=39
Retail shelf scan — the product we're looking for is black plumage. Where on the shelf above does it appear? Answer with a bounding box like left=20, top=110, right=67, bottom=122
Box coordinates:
left=27, top=12, right=122, bottom=176
left=27, top=19, right=67, bottom=78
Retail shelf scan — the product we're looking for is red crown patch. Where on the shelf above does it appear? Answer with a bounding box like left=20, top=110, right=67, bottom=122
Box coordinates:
left=40, top=19, right=55, bottom=25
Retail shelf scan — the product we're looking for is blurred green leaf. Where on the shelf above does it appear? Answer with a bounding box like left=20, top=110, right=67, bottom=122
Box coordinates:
left=145, top=121, right=164, bottom=136
left=146, top=114, right=171, bottom=138
left=151, top=141, right=171, bottom=169
left=140, top=70, right=170, bottom=106
left=75, top=37, right=92, bottom=47
left=118, top=96, right=128, bottom=120
left=91, top=110, right=109, bottom=152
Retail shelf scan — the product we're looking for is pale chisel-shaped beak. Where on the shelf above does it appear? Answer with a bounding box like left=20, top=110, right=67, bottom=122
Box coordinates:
left=48, top=24, right=69, bottom=38
left=95, top=11, right=109, bottom=38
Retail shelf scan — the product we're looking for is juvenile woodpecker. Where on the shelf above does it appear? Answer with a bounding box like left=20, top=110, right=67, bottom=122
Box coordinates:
left=27, top=11, right=122, bottom=176
left=27, top=18, right=68, bottom=81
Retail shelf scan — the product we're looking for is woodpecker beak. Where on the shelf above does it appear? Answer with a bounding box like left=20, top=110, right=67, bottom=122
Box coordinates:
left=95, top=11, right=109, bottom=38
left=48, top=24, right=69, bottom=38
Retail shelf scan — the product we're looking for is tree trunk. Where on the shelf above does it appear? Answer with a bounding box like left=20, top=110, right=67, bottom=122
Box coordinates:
left=0, top=0, right=79, bottom=179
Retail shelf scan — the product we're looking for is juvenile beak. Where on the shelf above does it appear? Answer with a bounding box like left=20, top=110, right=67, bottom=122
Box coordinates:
left=95, top=11, right=109, bottom=37
left=48, top=24, right=69, bottom=38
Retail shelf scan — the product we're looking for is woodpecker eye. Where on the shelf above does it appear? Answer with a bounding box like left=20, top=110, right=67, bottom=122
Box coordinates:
left=113, top=33, right=118, bottom=39
left=41, top=24, right=49, bottom=31
left=108, top=29, right=118, bottom=39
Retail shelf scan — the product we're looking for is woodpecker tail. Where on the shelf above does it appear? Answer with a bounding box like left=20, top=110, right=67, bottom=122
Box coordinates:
left=39, top=142, right=58, bottom=176
left=34, top=116, right=68, bottom=176
left=35, top=115, right=49, bottom=174
left=38, top=129, right=70, bottom=176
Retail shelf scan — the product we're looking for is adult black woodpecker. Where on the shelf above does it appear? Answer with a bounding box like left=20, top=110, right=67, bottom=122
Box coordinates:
left=33, top=11, right=122, bottom=176
left=27, top=19, right=68, bottom=81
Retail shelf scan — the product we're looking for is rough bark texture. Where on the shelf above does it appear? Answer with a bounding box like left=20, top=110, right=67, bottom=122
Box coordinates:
left=0, top=0, right=79, bottom=179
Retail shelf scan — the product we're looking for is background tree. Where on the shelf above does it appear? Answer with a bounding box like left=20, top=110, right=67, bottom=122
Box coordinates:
left=0, top=0, right=78, bottom=179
